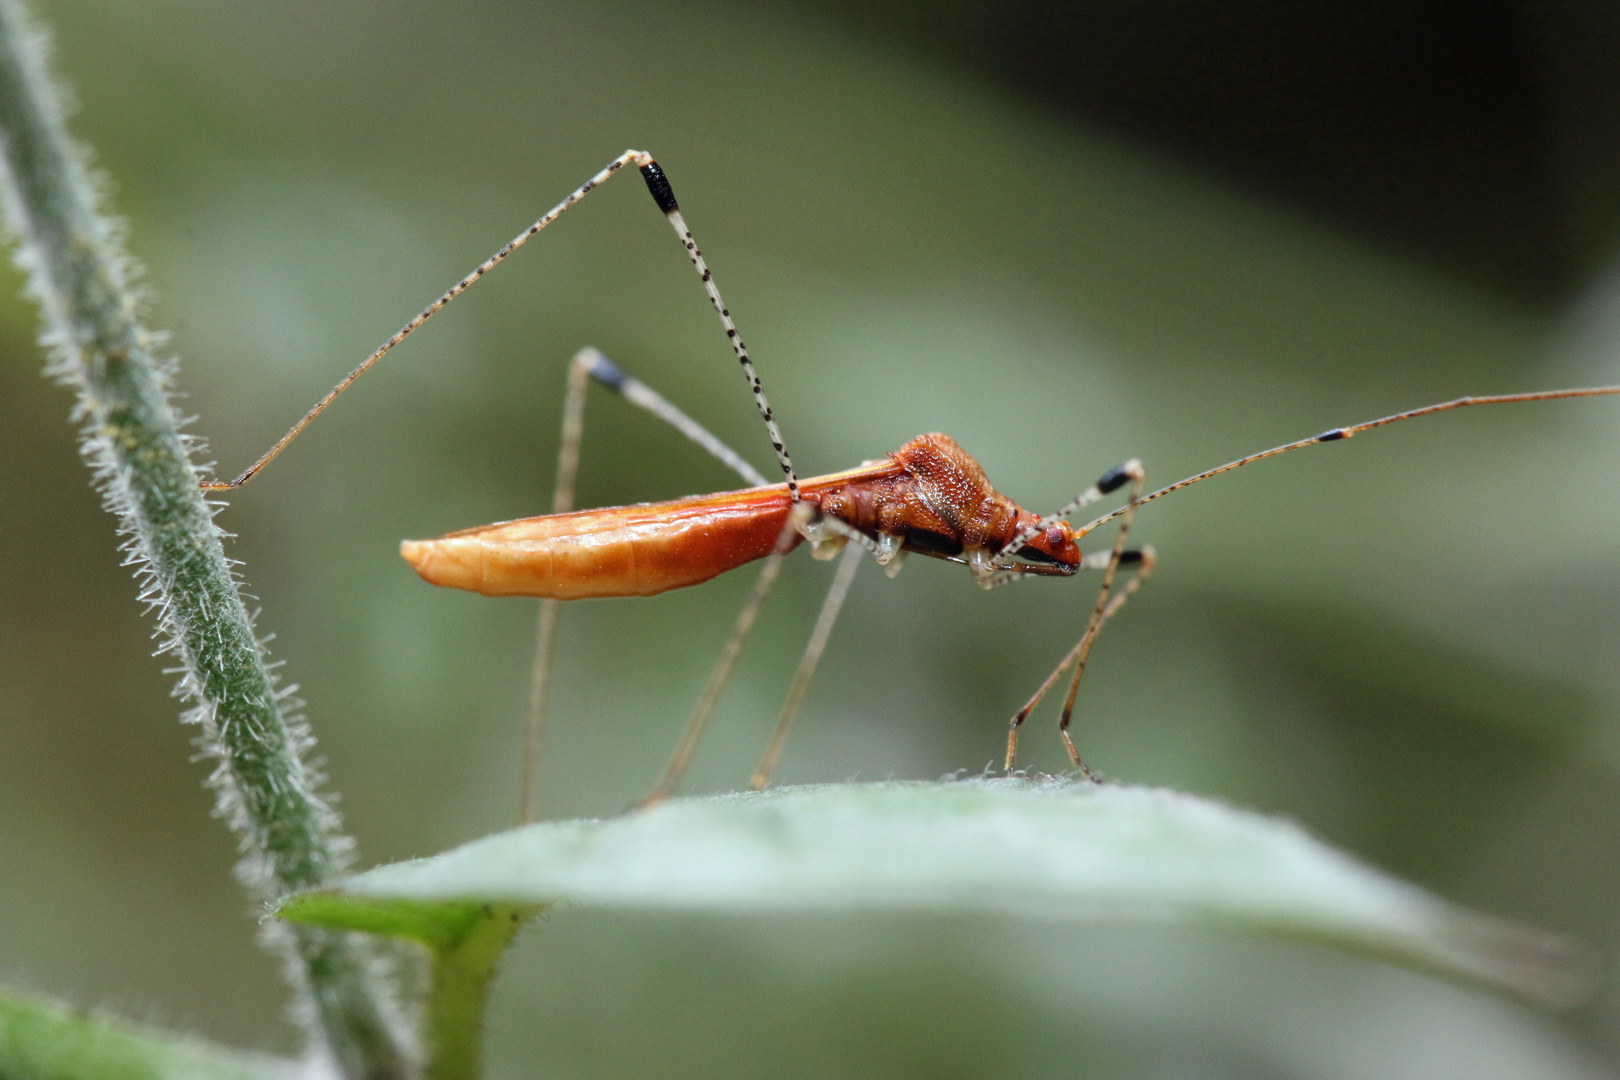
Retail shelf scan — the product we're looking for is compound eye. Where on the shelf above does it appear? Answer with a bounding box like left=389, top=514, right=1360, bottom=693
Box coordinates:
left=1045, top=526, right=1066, bottom=550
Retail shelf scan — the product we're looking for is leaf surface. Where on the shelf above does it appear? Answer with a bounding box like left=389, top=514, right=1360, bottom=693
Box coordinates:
left=281, top=778, right=1585, bottom=1006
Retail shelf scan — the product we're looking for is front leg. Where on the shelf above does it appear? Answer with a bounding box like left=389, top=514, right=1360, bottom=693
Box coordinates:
left=1003, top=459, right=1150, bottom=774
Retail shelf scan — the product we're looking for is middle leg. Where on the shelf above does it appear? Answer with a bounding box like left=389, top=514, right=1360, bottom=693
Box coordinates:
left=750, top=539, right=865, bottom=790
left=523, top=346, right=779, bottom=821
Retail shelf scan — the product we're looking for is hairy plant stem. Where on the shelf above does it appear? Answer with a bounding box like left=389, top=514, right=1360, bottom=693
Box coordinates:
left=0, top=3, right=412, bottom=1076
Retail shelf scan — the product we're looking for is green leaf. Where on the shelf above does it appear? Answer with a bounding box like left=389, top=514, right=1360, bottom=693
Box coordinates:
left=280, top=778, right=1587, bottom=1008
left=0, top=986, right=294, bottom=1080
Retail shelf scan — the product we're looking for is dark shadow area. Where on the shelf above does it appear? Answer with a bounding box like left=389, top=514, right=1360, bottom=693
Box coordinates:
left=810, top=0, right=1620, bottom=306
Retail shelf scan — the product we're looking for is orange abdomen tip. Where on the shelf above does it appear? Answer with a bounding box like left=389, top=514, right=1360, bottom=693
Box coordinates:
left=400, top=536, right=482, bottom=594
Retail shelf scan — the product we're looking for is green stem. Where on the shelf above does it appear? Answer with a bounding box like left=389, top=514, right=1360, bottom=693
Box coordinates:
left=421, top=906, right=531, bottom=1080
left=278, top=898, right=538, bottom=1080
left=0, top=3, right=411, bottom=1076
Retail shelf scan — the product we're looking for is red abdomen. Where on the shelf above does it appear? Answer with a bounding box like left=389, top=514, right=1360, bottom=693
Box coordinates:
left=400, top=486, right=798, bottom=599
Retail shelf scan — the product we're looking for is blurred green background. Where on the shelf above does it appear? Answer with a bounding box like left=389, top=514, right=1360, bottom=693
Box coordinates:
left=5, top=0, right=1620, bottom=1076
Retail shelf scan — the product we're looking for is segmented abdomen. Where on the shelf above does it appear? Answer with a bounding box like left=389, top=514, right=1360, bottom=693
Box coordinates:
left=400, top=486, right=798, bottom=599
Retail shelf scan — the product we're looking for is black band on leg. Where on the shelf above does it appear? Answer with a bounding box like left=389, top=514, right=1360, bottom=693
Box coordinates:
left=585, top=352, right=628, bottom=391
left=1097, top=464, right=1133, bottom=495
left=640, top=162, right=679, bottom=213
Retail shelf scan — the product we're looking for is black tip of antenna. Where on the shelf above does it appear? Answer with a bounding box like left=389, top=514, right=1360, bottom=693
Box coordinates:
left=640, top=161, right=679, bottom=213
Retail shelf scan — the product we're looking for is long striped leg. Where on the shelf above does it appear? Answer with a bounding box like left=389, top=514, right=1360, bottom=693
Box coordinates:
left=1000, top=548, right=1154, bottom=773
left=1004, top=462, right=1150, bottom=776
left=523, top=347, right=771, bottom=822
left=523, top=162, right=807, bottom=813
left=203, top=150, right=803, bottom=496
left=1056, top=544, right=1155, bottom=776
left=520, top=353, right=589, bottom=825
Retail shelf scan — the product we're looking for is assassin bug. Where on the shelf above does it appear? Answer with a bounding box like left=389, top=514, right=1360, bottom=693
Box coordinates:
left=205, top=149, right=1620, bottom=816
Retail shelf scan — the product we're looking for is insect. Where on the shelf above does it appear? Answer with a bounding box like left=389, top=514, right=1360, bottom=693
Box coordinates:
left=206, top=149, right=1620, bottom=816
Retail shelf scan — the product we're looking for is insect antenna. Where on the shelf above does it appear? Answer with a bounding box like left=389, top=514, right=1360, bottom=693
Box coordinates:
left=1064, top=386, right=1620, bottom=540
